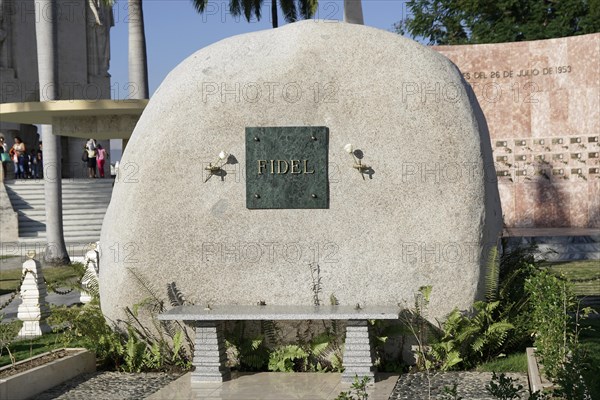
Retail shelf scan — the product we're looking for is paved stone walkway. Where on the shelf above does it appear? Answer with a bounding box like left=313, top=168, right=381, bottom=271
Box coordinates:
left=31, top=370, right=528, bottom=399
left=389, top=371, right=529, bottom=400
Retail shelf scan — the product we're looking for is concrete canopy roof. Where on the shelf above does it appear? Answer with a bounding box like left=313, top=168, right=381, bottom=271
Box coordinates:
left=0, top=99, right=148, bottom=139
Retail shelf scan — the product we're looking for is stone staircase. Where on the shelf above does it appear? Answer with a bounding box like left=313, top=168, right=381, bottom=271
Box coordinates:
left=4, top=179, right=113, bottom=245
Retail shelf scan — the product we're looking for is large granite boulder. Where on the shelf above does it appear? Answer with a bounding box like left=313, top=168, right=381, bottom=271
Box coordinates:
left=100, top=20, right=502, bottom=323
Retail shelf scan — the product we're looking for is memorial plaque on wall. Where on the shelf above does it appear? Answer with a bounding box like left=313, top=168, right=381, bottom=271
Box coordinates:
left=246, top=126, right=329, bottom=209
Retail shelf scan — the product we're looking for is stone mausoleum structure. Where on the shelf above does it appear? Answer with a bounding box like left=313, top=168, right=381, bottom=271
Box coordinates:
left=0, top=0, right=113, bottom=178
left=435, top=34, right=599, bottom=229
left=100, top=21, right=503, bottom=325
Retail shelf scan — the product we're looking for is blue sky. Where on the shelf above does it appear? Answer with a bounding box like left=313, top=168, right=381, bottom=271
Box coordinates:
left=108, top=1, right=411, bottom=99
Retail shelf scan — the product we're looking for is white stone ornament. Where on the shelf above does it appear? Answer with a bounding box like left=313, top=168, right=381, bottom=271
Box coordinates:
left=17, top=255, right=51, bottom=338
left=80, top=244, right=100, bottom=303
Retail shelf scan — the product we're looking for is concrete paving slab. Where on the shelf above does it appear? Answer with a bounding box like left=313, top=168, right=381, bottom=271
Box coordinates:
left=146, top=372, right=398, bottom=400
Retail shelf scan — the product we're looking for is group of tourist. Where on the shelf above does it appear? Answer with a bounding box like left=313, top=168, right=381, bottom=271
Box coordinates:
left=0, top=136, right=109, bottom=180
left=83, top=138, right=108, bottom=178
left=0, top=136, right=43, bottom=180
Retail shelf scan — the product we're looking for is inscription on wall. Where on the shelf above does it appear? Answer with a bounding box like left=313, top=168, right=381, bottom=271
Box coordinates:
left=462, top=65, right=572, bottom=80
left=245, top=127, right=329, bottom=209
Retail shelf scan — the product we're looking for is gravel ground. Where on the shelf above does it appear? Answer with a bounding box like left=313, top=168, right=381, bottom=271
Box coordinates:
left=35, top=371, right=181, bottom=400
left=389, top=371, right=529, bottom=400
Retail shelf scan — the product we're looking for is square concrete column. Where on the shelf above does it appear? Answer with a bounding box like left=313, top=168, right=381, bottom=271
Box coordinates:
left=191, top=321, right=231, bottom=383
left=341, top=320, right=375, bottom=384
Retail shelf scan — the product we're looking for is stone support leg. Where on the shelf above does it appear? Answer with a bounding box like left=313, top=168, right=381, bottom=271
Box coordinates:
left=191, top=321, right=231, bottom=383
left=342, top=320, right=375, bottom=384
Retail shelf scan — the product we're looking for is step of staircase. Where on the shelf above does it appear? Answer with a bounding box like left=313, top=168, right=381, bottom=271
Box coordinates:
left=4, top=179, right=114, bottom=244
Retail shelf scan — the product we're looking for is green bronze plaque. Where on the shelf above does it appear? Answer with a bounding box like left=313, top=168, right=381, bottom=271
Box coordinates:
left=246, top=126, right=329, bottom=209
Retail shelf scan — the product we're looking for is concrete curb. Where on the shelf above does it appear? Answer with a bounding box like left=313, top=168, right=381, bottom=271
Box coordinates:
left=526, top=347, right=554, bottom=394
left=0, top=348, right=95, bottom=400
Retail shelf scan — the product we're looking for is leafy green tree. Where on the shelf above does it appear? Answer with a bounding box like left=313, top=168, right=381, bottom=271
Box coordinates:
left=396, top=0, right=600, bottom=45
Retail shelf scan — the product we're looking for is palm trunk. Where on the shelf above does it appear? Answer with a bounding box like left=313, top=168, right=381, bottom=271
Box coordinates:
left=271, top=0, right=278, bottom=28
left=128, top=0, right=149, bottom=99
left=34, top=0, right=70, bottom=265
left=343, top=0, right=363, bottom=24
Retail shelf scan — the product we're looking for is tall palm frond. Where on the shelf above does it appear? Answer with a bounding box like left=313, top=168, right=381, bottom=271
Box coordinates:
left=191, top=0, right=317, bottom=28
left=279, top=0, right=298, bottom=23
left=298, top=0, right=317, bottom=19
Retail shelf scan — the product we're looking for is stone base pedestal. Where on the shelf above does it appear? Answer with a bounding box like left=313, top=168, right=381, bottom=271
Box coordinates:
left=341, top=320, right=375, bottom=384
left=191, top=322, right=231, bottom=383
left=79, top=291, right=92, bottom=303
left=18, top=320, right=51, bottom=338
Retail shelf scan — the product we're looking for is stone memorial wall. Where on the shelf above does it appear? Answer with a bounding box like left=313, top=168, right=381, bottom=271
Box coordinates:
left=435, top=34, right=600, bottom=228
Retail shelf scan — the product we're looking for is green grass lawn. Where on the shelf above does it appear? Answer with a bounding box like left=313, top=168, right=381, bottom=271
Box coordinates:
left=542, top=260, right=600, bottom=296
left=475, top=318, right=600, bottom=397
left=476, top=352, right=528, bottom=373
left=0, top=265, right=80, bottom=296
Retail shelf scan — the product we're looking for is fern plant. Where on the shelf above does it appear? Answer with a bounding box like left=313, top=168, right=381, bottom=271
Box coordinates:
left=125, top=269, right=194, bottom=366
left=225, top=321, right=271, bottom=371
left=369, top=319, right=408, bottom=372
left=124, top=328, right=147, bottom=372
left=51, top=267, right=195, bottom=372
left=494, top=245, right=540, bottom=353
left=485, top=246, right=500, bottom=302
left=268, top=344, right=308, bottom=372
left=261, top=320, right=280, bottom=348
left=238, top=337, right=270, bottom=370
left=429, top=301, right=514, bottom=370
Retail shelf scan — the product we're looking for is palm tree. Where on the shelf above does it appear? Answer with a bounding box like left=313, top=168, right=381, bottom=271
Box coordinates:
left=127, top=0, right=149, bottom=99
left=192, top=0, right=363, bottom=27
left=91, top=0, right=148, bottom=99
left=34, top=0, right=70, bottom=264
left=191, top=0, right=318, bottom=28
left=343, top=0, right=363, bottom=24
